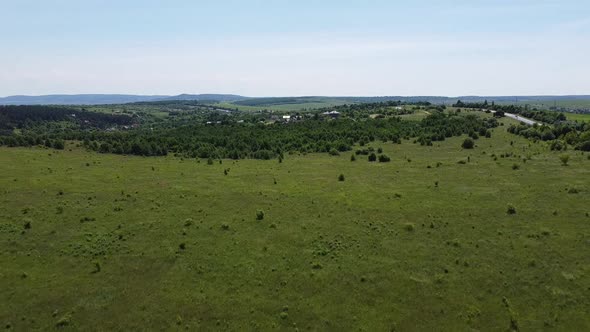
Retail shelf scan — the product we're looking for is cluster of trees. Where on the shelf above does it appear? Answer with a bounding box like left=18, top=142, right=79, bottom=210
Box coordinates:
left=0, top=103, right=499, bottom=159
left=0, top=135, right=65, bottom=149
left=507, top=122, right=590, bottom=151
left=77, top=112, right=497, bottom=158
left=0, top=105, right=135, bottom=130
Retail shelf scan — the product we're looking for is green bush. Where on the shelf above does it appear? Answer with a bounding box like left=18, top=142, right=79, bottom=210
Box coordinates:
left=462, top=138, right=475, bottom=149
left=559, top=154, right=569, bottom=166
left=378, top=154, right=391, bottom=162
left=507, top=204, right=517, bottom=215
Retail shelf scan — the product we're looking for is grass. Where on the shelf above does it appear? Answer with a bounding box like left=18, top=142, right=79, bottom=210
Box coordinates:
left=565, top=113, right=590, bottom=122
left=1, top=118, right=589, bottom=330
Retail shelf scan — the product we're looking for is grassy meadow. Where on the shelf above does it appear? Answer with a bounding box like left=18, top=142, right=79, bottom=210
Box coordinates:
left=565, top=113, right=590, bottom=122
left=1, top=118, right=589, bottom=331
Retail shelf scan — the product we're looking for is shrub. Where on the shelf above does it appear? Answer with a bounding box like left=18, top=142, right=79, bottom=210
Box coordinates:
left=507, top=204, right=517, bottom=215
left=179, top=243, right=186, bottom=250
left=55, top=313, right=72, bottom=327
left=221, top=223, right=230, bottom=230
left=512, top=164, right=520, bottom=170
left=377, top=147, right=383, bottom=153
left=404, top=223, right=415, bottom=232
left=462, top=138, right=475, bottom=149
left=311, top=262, right=322, bottom=269
left=577, top=141, right=590, bottom=151
left=350, top=154, right=356, bottom=161
left=368, top=153, right=377, bottom=162
left=378, top=154, right=391, bottom=162
left=256, top=210, right=265, bottom=220
left=92, top=261, right=101, bottom=273
left=328, top=148, right=340, bottom=156
left=207, top=157, right=214, bottom=165
left=338, top=174, right=345, bottom=181
left=559, top=154, right=569, bottom=166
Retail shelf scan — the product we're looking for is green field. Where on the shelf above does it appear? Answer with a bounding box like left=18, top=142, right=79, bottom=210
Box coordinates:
left=216, top=100, right=351, bottom=112
left=1, top=117, right=589, bottom=331
left=566, top=113, right=590, bottom=122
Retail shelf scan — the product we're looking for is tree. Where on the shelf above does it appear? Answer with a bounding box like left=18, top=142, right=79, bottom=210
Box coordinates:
left=368, top=153, right=377, bottom=162
left=53, top=139, right=65, bottom=150
left=99, top=142, right=112, bottom=153
left=338, top=174, right=345, bottom=181
left=461, top=138, right=474, bottom=149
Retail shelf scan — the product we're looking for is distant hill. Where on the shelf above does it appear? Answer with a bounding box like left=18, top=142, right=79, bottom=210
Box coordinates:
left=1, top=94, right=589, bottom=107
left=158, top=94, right=248, bottom=102
left=0, top=94, right=248, bottom=105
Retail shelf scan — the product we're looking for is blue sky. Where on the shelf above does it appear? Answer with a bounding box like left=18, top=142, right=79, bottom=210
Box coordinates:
left=1, top=0, right=589, bottom=96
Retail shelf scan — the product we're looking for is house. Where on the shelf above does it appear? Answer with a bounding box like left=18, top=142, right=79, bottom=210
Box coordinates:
left=322, top=111, right=341, bottom=118
left=282, top=115, right=291, bottom=122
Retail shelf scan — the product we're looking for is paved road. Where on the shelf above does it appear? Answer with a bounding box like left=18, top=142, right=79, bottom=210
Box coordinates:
left=485, top=109, right=542, bottom=126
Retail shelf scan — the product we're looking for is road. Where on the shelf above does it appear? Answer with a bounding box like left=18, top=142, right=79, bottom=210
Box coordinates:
left=484, top=109, right=542, bottom=126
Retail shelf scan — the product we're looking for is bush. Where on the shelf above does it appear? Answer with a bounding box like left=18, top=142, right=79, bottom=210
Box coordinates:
left=328, top=148, right=340, bottom=156
left=404, top=223, right=415, bottom=232
left=512, top=164, right=520, bottom=170
left=378, top=154, right=391, bottom=162
left=256, top=210, right=265, bottom=220
left=507, top=204, right=517, bottom=215
left=568, top=187, right=579, bottom=194
left=577, top=141, right=590, bottom=151
left=559, top=154, right=569, bottom=166
left=338, top=174, right=345, bottom=181
left=368, top=153, right=377, bottom=162
left=377, top=147, right=383, bottom=153
left=350, top=154, right=356, bottom=162
left=462, top=138, right=475, bottom=149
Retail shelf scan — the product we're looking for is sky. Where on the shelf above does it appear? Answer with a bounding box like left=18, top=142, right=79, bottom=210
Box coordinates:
left=1, top=0, right=589, bottom=97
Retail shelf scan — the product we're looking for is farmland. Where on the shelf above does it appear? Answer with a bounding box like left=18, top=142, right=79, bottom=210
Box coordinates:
left=1, top=112, right=589, bottom=330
